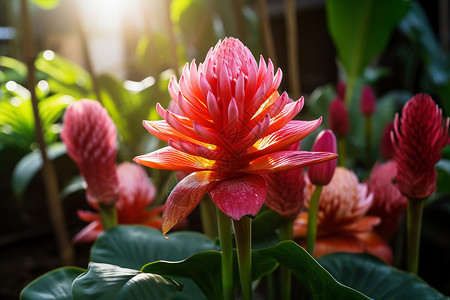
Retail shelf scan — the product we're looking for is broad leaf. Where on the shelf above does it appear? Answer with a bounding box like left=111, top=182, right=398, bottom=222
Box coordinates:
left=20, top=267, right=85, bottom=300
left=318, top=253, right=449, bottom=300
left=11, top=142, right=66, bottom=198
left=72, top=262, right=181, bottom=300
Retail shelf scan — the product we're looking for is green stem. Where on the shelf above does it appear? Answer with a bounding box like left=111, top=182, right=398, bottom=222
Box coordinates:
left=217, top=208, right=234, bottom=300
left=266, top=272, right=275, bottom=300
left=232, top=216, right=252, bottom=300
left=279, top=218, right=294, bottom=300
left=338, top=137, right=346, bottom=167
left=306, top=185, right=323, bottom=256
left=364, top=115, right=372, bottom=166
left=98, top=203, right=118, bottom=231
left=406, top=198, right=424, bottom=275
left=201, top=196, right=218, bottom=239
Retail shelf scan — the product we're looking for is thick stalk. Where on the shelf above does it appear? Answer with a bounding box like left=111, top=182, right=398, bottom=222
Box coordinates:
left=279, top=218, right=294, bottom=300
left=217, top=208, right=234, bottom=300
left=284, top=0, right=301, bottom=99
left=338, top=137, right=346, bottom=167
left=232, top=216, right=252, bottom=300
left=98, top=203, right=118, bottom=231
left=306, top=185, right=323, bottom=256
left=200, top=196, right=218, bottom=239
left=407, top=198, right=424, bottom=275
left=21, top=0, right=74, bottom=265
left=364, top=115, right=372, bottom=166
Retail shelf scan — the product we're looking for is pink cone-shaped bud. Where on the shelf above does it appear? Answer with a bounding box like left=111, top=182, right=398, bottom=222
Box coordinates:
left=336, top=81, right=346, bottom=100
left=367, top=161, right=407, bottom=239
left=264, top=142, right=306, bottom=219
left=360, top=85, right=376, bottom=116
left=392, top=94, right=449, bottom=199
left=307, top=130, right=337, bottom=186
left=61, top=99, right=119, bottom=205
left=380, top=122, right=394, bottom=161
left=329, top=98, right=350, bottom=137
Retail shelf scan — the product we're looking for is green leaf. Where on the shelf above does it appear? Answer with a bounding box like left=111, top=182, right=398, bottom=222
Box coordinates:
left=318, top=253, right=449, bottom=300
left=61, top=175, right=86, bottom=199
left=11, top=142, right=66, bottom=198
left=326, top=0, right=410, bottom=104
left=142, top=249, right=278, bottom=300
left=20, top=267, right=85, bottom=300
left=30, top=0, right=60, bottom=10
left=261, top=241, right=370, bottom=299
left=0, top=56, right=28, bottom=81
left=91, top=225, right=219, bottom=300
left=72, top=262, right=182, bottom=300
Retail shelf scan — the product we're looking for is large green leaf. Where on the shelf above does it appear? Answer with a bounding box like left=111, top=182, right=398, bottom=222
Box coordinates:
left=91, top=225, right=219, bottom=300
left=318, top=253, right=449, bottom=300
left=11, top=142, right=66, bottom=198
left=20, top=267, right=85, bottom=300
left=326, top=0, right=410, bottom=104
left=72, top=262, right=181, bottom=300
left=143, top=249, right=278, bottom=300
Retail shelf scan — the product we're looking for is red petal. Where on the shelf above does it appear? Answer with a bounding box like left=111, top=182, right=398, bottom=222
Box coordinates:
left=72, top=220, right=102, bottom=243
left=239, top=150, right=338, bottom=174
left=209, top=174, right=266, bottom=220
left=134, top=146, right=216, bottom=172
left=162, top=171, right=224, bottom=235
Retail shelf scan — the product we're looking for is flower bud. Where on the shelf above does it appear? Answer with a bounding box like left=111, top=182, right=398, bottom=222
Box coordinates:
left=307, top=130, right=337, bottom=185
left=360, top=85, right=376, bottom=116
left=329, top=99, right=350, bottom=137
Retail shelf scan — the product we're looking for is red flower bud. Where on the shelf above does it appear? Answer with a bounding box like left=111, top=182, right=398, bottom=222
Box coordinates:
left=392, top=94, right=449, bottom=199
left=61, top=99, right=119, bottom=206
left=329, top=98, right=350, bottom=137
left=336, top=81, right=346, bottom=100
left=307, top=130, right=338, bottom=185
left=360, top=85, right=376, bottom=116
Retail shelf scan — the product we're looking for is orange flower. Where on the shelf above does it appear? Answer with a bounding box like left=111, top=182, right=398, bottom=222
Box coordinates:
left=73, top=163, right=163, bottom=243
left=134, top=38, right=337, bottom=234
left=294, top=167, right=392, bottom=263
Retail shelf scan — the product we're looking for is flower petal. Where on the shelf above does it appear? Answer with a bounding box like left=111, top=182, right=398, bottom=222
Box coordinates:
left=239, top=150, right=338, bottom=174
left=72, top=220, right=102, bottom=243
left=209, top=174, right=266, bottom=220
left=162, top=171, right=224, bottom=235
left=134, top=146, right=216, bottom=172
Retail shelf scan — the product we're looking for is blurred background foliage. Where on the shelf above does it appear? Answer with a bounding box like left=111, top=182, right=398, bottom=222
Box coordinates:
left=1, top=0, right=450, bottom=298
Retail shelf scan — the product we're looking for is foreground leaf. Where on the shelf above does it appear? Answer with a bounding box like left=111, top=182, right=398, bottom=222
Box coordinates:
left=72, top=262, right=181, bottom=300
left=318, top=253, right=449, bottom=300
left=20, top=267, right=85, bottom=300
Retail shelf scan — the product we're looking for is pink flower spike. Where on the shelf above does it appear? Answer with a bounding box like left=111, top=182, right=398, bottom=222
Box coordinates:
left=307, top=130, right=338, bottom=186
left=61, top=99, right=119, bottom=206
left=360, top=85, right=376, bottom=116
left=329, top=98, right=350, bottom=137
left=392, top=93, right=449, bottom=199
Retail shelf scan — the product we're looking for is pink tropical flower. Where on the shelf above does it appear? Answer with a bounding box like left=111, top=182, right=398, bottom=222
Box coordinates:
left=367, top=161, right=407, bottom=239
left=294, top=167, right=392, bottom=263
left=307, top=130, right=337, bottom=186
left=392, top=94, right=449, bottom=199
left=73, top=163, right=163, bottom=243
left=134, top=38, right=337, bottom=235
left=329, top=98, right=350, bottom=138
left=360, top=85, right=376, bottom=116
left=61, top=99, right=119, bottom=206
left=263, top=142, right=305, bottom=219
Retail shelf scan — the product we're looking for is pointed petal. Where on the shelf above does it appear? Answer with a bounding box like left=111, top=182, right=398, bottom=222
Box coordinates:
left=72, top=220, right=102, bottom=243
left=239, top=150, right=338, bottom=174
left=209, top=174, right=266, bottom=220
left=134, top=146, right=216, bottom=172
left=162, top=171, right=224, bottom=235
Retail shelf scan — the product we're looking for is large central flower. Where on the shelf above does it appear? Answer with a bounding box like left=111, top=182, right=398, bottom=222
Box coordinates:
left=134, top=38, right=337, bottom=235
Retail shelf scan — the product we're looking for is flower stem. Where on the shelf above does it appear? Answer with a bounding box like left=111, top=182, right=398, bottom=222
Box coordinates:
left=338, top=138, right=346, bottom=167
left=232, top=216, right=252, bottom=300
left=279, top=218, right=294, bottom=300
left=98, top=203, right=118, bottom=231
left=406, top=198, right=424, bottom=275
left=364, top=115, right=372, bottom=166
left=217, top=208, right=234, bottom=300
left=306, top=185, right=323, bottom=256
left=201, top=196, right=218, bottom=239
